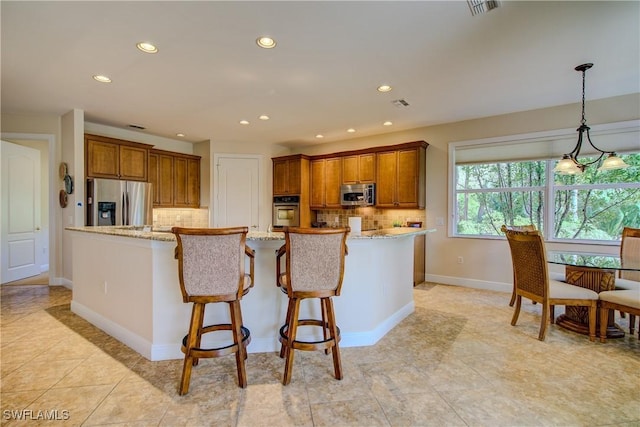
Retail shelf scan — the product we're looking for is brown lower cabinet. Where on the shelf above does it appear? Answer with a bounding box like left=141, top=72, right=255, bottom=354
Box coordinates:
left=414, top=234, right=425, bottom=285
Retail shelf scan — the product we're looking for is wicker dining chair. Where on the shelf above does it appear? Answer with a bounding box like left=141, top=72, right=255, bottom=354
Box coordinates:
left=504, top=228, right=598, bottom=341
left=172, top=226, right=255, bottom=393
left=275, top=226, right=349, bottom=385
left=615, top=227, right=640, bottom=335
left=599, top=289, right=640, bottom=342
left=501, top=224, right=537, bottom=307
left=501, top=224, right=566, bottom=308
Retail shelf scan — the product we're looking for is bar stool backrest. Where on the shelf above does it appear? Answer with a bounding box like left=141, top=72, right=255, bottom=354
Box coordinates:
left=284, top=227, right=349, bottom=295
left=173, top=227, right=248, bottom=301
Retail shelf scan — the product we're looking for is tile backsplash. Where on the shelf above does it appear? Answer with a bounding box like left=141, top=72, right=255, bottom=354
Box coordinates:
left=316, top=208, right=425, bottom=230
left=152, top=207, right=423, bottom=230
left=153, top=208, right=209, bottom=228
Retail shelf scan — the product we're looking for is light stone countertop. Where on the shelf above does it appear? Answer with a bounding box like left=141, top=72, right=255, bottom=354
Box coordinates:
left=65, top=226, right=434, bottom=242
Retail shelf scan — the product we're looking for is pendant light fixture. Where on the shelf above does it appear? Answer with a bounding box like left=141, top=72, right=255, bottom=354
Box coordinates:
left=553, top=63, right=629, bottom=175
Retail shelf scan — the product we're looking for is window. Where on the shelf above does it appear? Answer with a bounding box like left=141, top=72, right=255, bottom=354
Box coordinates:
left=449, top=121, right=640, bottom=243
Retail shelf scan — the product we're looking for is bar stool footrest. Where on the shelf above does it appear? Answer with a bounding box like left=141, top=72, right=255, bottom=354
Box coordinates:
left=279, top=319, right=341, bottom=351
left=182, top=324, right=250, bottom=359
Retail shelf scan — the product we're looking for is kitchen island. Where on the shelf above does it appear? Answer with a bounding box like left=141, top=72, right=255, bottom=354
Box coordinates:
left=66, top=226, right=432, bottom=361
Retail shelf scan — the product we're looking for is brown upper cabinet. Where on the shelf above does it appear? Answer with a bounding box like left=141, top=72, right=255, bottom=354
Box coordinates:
left=174, top=154, right=200, bottom=208
left=376, top=142, right=427, bottom=208
left=85, top=134, right=151, bottom=181
left=273, top=155, right=309, bottom=195
left=148, top=150, right=174, bottom=207
left=310, top=157, right=342, bottom=208
left=273, top=141, right=427, bottom=212
left=149, top=148, right=200, bottom=208
left=342, top=153, right=375, bottom=184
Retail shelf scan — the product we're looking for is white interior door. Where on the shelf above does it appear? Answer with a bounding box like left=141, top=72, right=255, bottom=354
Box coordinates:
left=214, top=155, right=260, bottom=229
left=1, top=140, right=42, bottom=283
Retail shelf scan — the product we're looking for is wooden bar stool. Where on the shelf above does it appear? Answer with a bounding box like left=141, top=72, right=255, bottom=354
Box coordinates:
left=172, top=227, right=255, bottom=394
left=276, top=226, right=349, bottom=385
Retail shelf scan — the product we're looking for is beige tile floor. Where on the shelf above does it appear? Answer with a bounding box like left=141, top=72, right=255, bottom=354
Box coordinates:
left=1, top=281, right=639, bottom=427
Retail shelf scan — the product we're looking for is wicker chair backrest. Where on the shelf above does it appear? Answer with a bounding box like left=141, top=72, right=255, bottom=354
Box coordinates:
left=504, top=229, right=548, bottom=299
left=620, top=227, right=640, bottom=281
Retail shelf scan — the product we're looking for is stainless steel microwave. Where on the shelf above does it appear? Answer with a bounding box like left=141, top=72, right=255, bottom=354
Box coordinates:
left=340, top=183, right=375, bottom=206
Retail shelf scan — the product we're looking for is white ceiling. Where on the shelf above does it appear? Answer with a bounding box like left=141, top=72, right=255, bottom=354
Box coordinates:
left=2, top=1, right=639, bottom=148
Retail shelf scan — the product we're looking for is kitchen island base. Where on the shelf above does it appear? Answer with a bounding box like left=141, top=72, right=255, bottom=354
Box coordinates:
left=69, top=229, right=421, bottom=361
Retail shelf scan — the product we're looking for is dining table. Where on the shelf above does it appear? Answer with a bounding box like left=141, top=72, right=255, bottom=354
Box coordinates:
left=547, top=250, right=639, bottom=338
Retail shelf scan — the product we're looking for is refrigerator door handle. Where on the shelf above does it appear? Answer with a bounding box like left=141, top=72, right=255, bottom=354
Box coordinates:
left=122, top=192, right=128, bottom=226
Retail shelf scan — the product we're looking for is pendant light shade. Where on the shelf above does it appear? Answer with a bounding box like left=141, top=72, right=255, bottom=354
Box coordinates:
left=553, top=63, right=629, bottom=175
left=598, top=153, right=629, bottom=171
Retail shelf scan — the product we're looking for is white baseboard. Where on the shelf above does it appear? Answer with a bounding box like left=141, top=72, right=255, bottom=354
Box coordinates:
left=425, top=274, right=511, bottom=293
left=52, top=277, right=73, bottom=289
left=71, top=299, right=415, bottom=361
left=71, top=300, right=153, bottom=360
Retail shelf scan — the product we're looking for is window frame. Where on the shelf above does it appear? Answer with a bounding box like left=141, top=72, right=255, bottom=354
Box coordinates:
left=448, top=120, right=640, bottom=245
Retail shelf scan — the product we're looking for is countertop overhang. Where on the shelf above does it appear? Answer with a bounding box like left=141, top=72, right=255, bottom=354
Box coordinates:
left=65, top=226, right=434, bottom=242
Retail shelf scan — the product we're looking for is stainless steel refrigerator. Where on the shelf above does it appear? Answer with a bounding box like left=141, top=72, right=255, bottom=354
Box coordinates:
left=86, top=178, right=153, bottom=226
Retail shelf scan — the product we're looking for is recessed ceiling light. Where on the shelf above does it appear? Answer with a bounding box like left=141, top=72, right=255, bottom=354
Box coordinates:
left=93, top=75, right=112, bottom=83
left=347, top=128, right=356, bottom=133
left=383, top=121, right=393, bottom=126
left=315, top=134, right=324, bottom=139
left=259, top=115, right=270, bottom=120
left=176, top=133, right=185, bottom=137
left=136, top=42, right=158, bottom=54
left=377, top=85, right=392, bottom=93
left=239, top=120, right=250, bottom=125
left=256, top=36, right=276, bottom=49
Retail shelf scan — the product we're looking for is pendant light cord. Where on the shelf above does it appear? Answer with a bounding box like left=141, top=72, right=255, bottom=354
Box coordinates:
left=580, top=68, right=587, bottom=127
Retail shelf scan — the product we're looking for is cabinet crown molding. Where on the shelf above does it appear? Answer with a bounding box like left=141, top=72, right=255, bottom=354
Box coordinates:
left=292, top=140, right=429, bottom=161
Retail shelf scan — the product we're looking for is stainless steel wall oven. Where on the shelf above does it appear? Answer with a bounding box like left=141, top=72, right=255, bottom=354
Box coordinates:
left=272, top=195, right=300, bottom=229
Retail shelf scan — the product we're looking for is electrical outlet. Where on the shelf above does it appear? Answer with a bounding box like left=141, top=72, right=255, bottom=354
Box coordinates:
left=436, top=217, right=445, bottom=226
left=457, top=256, right=464, bottom=264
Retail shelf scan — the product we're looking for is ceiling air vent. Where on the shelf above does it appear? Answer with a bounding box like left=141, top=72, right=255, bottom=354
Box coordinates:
left=392, top=99, right=410, bottom=108
left=467, top=0, right=500, bottom=16
left=128, top=124, right=146, bottom=130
